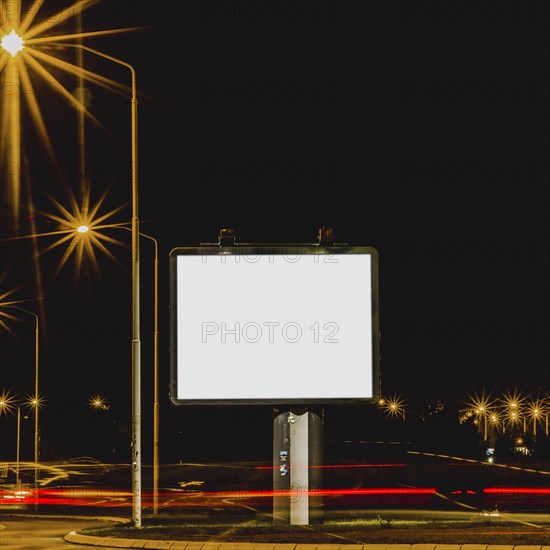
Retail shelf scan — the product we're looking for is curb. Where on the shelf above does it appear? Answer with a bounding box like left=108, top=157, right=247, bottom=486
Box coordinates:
left=62, top=532, right=550, bottom=550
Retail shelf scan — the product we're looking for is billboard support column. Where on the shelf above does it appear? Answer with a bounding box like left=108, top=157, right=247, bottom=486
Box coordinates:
left=273, top=408, right=323, bottom=526
left=273, top=409, right=290, bottom=523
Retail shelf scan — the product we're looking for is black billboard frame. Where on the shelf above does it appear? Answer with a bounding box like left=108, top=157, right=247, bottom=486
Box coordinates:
left=168, top=228, right=381, bottom=406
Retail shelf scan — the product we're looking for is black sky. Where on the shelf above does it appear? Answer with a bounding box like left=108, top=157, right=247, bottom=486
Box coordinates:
left=1, top=0, right=549, bottom=460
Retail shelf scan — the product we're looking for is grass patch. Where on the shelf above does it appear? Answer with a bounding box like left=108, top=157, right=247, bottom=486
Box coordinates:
left=79, top=514, right=550, bottom=545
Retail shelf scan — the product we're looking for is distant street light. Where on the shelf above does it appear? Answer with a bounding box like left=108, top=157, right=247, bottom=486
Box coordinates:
left=89, top=395, right=110, bottom=411
left=475, top=405, right=488, bottom=441
left=527, top=401, right=543, bottom=439
left=0, top=391, right=34, bottom=486
left=0, top=392, right=19, bottom=483
left=509, top=411, right=519, bottom=429
left=379, top=394, right=406, bottom=421
left=88, top=394, right=119, bottom=461
left=488, top=412, right=500, bottom=435
left=463, top=392, right=494, bottom=442
left=500, top=392, right=525, bottom=436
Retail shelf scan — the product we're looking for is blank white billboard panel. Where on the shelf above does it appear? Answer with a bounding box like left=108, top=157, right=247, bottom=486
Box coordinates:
left=169, top=246, right=380, bottom=405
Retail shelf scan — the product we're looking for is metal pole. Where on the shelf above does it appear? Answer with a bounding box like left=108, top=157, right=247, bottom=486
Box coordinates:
left=34, top=313, right=39, bottom=494
left=129, top=55, right=142, bottom=530
left=55, top=43, right=142, bottom=526
left=145, top=234, right=159, bottom=514
left=16, top=406, right=20, bottom=485
left=153, top=251, right=159, bottom=514
left=121, top=227, right=159, bottom=514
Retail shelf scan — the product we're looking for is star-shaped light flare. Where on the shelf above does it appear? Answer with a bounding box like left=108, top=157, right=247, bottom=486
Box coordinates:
left=0, top=0, right=149, bottom=226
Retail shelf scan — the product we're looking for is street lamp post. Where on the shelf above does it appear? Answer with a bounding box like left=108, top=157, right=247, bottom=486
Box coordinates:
left=530, top=405, right=540, bottom=439
left=81, top=224, right=159, bottom=514
left=16, top=405, right=21, bottom=485
left=1, top=305, right=40, bottom=487
left=0, top=396, right=21, bottom=485
left=138, top=232, right=159, bottom=514
left=150, top=234, right=159, bottom=514
left=56, top=42, right=142, bottom=526
left=1, top=34, right=141, bottom=523
left=7, top=401, right=28, bottom=486
left=475, top=406, right=487, bottom=441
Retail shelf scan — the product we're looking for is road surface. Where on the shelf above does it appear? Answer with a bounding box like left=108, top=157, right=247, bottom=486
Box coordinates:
left=0, top=516, right=120, bottom=550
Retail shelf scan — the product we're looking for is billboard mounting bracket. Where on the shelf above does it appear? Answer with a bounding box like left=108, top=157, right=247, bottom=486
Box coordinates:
left=218, top=228, right=236, bottom=246
left=317, top=227, right=335, bottom=246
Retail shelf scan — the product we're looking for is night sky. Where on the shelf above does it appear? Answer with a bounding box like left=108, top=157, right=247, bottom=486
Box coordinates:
left=0, top=1, right=548, bottom=462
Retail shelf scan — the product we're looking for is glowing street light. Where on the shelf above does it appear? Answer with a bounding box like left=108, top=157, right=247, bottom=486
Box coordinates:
left=89, top=395, right=110, bottom=410
left=506, top=410, right=522, bottom=435
left=380, top=394, right=406, bottom=421
left=1, top=29, right=24, bottom=57
left=488, top=412, right=500, bottom=434
left=2, top=191, right=142, bottom=520
left=475, top=405, right=489, bottom=441
left=532, top=408, right=540, bottom=438
left=0, top=391, right=17, bottom=415
left=499, top=391, right=525, bottom=435
left=0, top=2, right=144, bottom=231
left=2, top=9, right=145, bottom=524
left=527, top=400, right=543, bottom=439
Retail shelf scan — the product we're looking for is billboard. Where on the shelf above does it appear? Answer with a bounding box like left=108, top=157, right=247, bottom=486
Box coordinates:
left=169, top=244, right=380, bottom=405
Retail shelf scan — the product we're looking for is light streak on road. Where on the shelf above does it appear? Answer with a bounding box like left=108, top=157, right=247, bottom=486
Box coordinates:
left=407, top=450, right=550, bottom=475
